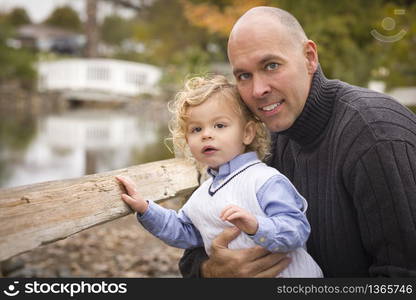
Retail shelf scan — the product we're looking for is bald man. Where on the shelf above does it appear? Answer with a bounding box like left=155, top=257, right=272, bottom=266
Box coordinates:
left=179, top=6, right=416, bottom=277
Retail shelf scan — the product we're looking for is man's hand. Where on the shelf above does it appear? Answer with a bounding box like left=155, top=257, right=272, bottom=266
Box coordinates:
left=220, top=204, right=258, bottom=235
left=115, top=175, right=148, bottom=214
left=201, top=227, right=291, bottom=277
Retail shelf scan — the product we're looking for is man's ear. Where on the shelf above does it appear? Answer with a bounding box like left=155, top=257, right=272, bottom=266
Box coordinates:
left=304, top=40, right=318, bottom=74
left=243, top=121, right=256, bottom=146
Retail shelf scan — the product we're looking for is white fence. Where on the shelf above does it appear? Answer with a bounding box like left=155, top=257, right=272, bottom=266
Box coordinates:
left=38, top=58, right=162, bottom=99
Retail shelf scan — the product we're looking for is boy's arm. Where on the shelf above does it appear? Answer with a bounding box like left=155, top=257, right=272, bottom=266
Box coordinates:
left=250, top=174, right=310, bottom=252
left=116, top=175, right=203, bottom=249
left=138, top=200, right=204, bottom=249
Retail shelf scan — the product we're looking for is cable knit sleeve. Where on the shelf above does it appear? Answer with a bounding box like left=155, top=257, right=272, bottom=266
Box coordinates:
left=348, top=140, right=416, bottom=276
left=178, top=247, right=208, bottom=278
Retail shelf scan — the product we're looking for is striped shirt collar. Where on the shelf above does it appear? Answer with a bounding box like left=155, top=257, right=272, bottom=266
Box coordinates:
left=207, top=151, right=258, bottom=180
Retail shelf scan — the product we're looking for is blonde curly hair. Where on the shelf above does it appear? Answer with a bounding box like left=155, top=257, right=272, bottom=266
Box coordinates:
left=168, top=74, right=270, bottom=164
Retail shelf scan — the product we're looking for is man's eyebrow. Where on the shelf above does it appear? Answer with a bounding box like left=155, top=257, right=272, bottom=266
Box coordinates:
left=232, top=54, right=285, bottom=75
left=259, top=54, right=284, bottom=65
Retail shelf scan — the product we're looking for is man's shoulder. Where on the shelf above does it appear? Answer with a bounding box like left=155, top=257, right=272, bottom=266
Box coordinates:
left=337, top=82, right=400, bottom=110
left=335, top=82, right=416, bottom=131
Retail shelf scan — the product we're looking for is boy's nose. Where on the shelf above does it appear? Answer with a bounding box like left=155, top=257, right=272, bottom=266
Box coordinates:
left=201, top=129, right=213, bottom=140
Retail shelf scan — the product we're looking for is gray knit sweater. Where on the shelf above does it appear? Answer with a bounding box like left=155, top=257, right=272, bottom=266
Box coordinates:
left=179, top=66, right=416, bottom=277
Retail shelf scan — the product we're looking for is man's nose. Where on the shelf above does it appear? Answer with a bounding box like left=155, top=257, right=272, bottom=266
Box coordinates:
left=252, top=74, right=271, bottom=99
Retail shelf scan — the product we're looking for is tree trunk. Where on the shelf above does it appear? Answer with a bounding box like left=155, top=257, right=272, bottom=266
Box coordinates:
left=85, top=0, right=98, bottom=57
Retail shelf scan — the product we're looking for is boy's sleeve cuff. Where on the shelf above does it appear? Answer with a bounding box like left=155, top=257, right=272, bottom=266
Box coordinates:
left=136, top=200, right=163, bottom=225
left=248, top=215, right=283, bottom=252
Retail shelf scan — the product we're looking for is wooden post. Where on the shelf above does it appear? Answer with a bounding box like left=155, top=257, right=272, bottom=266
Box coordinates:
left=0, top=158, right=199, bottom=262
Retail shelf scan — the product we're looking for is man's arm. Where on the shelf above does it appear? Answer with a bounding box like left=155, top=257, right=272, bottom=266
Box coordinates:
left=179, top=227, right=291, bottom=278
left=348, top=140, right=416, bottom=276
left=179, top=247, right=208, bottom=278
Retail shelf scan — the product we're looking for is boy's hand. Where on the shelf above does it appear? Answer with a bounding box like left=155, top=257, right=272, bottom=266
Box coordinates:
left=115, top=175, right=148, bottom=214
left=220, top=204, right=258, bottom=235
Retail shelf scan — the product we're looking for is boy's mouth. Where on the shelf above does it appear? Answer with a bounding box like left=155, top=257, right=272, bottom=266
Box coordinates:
left=202, top=146, right=218, bottom=154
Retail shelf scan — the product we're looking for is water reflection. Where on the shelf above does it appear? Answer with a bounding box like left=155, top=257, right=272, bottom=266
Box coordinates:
left=0, top=103, right=173, bottom=189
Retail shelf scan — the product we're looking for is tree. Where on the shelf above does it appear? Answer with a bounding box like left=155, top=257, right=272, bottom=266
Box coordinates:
left=101, top=15, right=134, bottom=46
left=370, top=2, right=416, bottom=89
left=182, top=0, right=268, bottom=37
left=182, top=0, right=416, bottom=88
left=6, top=7, right=31, bottom=26
left=132, top=0, right=234, bottom=93
left=0, top=18, right=36, bottom=89
left=85, top=0, right=98, bottom=57
left=43, top=5, right=83, bottom=32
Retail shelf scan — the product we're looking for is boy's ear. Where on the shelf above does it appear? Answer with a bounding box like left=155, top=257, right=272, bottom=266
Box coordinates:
left=243, top=121, right=256, bottom=145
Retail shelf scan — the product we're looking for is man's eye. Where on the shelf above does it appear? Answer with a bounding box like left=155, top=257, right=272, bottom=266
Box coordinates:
left=238, top=73, right=251, bottom=81
left=215, top=123, right=226, bottom=129
left=265, top=63, right=279, bottom=71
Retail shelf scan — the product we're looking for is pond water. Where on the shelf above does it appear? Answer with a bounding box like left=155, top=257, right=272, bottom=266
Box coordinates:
left=0, top=100, right=173, bottom=189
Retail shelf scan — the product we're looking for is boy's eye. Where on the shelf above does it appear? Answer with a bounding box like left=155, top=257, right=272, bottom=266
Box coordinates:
left=265, top=62, right=279, bottom=71
left=237, top=73, right=251, bottom=81
left=215, top=123, right=226, bottom=129
left=191, top=127, right=201, bottom=133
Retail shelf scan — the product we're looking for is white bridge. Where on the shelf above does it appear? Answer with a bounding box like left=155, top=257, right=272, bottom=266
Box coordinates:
left=37, top=58, right=162, bottom=101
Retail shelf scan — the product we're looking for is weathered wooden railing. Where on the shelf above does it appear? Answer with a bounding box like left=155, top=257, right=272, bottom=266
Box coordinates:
left=0, top=158, right=200, bottom=263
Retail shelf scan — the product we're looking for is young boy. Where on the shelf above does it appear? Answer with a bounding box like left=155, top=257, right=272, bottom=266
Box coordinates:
left=116, top=75, right=322, bottom=277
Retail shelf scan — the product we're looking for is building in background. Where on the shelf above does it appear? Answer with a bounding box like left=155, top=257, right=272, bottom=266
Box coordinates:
left=14, top=24, right=86, bottom=55
left=37, top=58, right=162, bottom=101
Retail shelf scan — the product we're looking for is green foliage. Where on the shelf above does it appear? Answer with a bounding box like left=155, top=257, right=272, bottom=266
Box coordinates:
left=0, top=47, right=37, bottom=88
left=0, top=20, right=36, bottom=88
left=159, top=46, right=211, bottom=94
left=6, top=7, right=31, bottom=26
left=3, top=0, right=411, bottom=93
left=0, top=116, right=36, bottom=186
left=371, top=2, right=416, bottom=89
left=100, top=15, right=134, bottom=46
left=0, top=116, right=36, bottom=151
left=43, top=5, right=83, bottom=32
left=131, top=125, right=174, bottom=164
left=134, top=0, right=213, bottom=65
left=180, top=0, right=415, bottom=88
left=272, top=0, right=415, bottom=87
left=266, top=0, right=370, bottom=86
left=121, top=0, right=226, bottom=92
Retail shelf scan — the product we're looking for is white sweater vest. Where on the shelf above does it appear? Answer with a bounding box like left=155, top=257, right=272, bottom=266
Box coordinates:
left=182, top=160, right=323, bottom=277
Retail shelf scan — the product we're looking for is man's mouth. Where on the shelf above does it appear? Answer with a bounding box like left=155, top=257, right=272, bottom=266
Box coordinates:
left=259, top=100, right=285, bottom=112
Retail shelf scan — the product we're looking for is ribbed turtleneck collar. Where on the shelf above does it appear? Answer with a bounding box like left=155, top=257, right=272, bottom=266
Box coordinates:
left=279, top=65, right=340, bottom=147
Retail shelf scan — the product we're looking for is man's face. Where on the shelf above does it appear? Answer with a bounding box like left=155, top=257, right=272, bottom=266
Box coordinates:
left=228, top=21, right=314, bottom=132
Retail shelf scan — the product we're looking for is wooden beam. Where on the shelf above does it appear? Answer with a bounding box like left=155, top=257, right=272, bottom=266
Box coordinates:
left=0, top=158, right=199, bottom=262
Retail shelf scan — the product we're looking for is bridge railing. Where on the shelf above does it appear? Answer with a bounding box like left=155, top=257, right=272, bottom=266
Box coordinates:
left=37, top=58, right=162, bottom=98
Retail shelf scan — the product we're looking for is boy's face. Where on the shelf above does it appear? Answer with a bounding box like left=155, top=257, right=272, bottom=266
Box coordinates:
left=185, top=94, right=255, bottom=170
